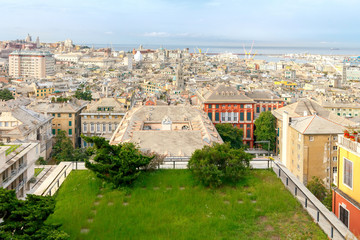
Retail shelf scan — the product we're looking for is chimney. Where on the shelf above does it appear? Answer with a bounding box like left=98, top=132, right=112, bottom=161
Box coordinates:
left=281, top=111, right=289, bottom=167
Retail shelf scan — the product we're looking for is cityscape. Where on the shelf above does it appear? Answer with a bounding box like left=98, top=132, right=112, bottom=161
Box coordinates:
left=1, top=0, right=360, bottom=239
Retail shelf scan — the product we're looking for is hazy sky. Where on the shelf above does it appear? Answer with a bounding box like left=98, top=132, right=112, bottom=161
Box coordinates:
left=1, top=0, right=359, bottom=46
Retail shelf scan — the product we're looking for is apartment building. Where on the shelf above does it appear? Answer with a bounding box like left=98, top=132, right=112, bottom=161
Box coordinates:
left=80, top=98, right=126, bottom=147
left=28, top=99, right=87, bottom=147
left=9, top=50, right=55, bottom=78
left=33, top=82, right=55, bottom=99
left=333, top=134, right=360, bottom=236
left=0, top=142, right=39, bottom=198
left=0, top=104, right=53, bottom=159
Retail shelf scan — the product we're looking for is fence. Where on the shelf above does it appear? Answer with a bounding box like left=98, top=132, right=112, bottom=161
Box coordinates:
left=272, top=161, right=356, bottom=240
left=157, top=157, right=273, bottom=170
left=34, top=162, right=73, bottom=196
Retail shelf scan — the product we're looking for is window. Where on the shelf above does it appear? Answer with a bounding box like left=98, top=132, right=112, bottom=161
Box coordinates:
left=69, top=129, right=72, bottom=135
left=240, top=104, right=244, bottom=108
left=216, top=105, right=219, bottom=109
left=108, top=124, right=112, bottom=132
left=97, top=115, right=100, bottom=119
left=97, top=123, right=100, bottom=132
left=103, top=115, right=106, bottom=119
left=57, top=113, right=61, bottom=117
left=103, top=124, right=106, bottom=132
left=221, top=112, right=226, bottom=121
left=256, top=106, right=260, bottom=113
left=343, top=158, right=353, bottom=189
left=83, top=123, right=87, bottom=132
left=90, top=123, right=94, bottom=132
left=215, top=112, right=219, bottom=121
left=333, top=146, right=338, bottom=151
left=208, top=104, right=212, bottom=109
left=247, top=112, right=251, bottom=121
left=333, top=167, right=337, bottom=173
left=246, top=129, right=251, bottom=139
left=333, top=136, right=338, bottom=141
left=52, top=129, right=55, bottom=135
left=333, top=156, right=337, bottom=161
left=298, top=133, right=301, bottom=141
left=69, top=113, right=72, bottom=117
left=240, top=112, right=244, bottom=121
left=83, top=141, right=87, bottom=147
left=52, top=113, right=55, bottom=117
left=69, top=121, right=72, bottom=126
left=57, top=129, right=61, bottom=133
left=309, top=136, right=314, bottom=141
left=84, top=115, right=87, bottom=119
left=227, top=112, right=231, bottom=121
left=339, top=205, right=349, bottom=228
left=233, top=112, right=238, bottom=122
left=208, top=112, right=212, bottom=120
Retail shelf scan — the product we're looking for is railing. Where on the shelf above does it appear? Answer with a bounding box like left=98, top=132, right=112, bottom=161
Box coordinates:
left=15, top=177, right=27, bottom=193
left=272, top=161, right=356, bottom=240
left=339, top=135, right=360, bottom=154
left=1, top=164, right=27, bottom=187
left=41, top=162, right=73, bottom=196
left=156, top=158, right=273, bottom=170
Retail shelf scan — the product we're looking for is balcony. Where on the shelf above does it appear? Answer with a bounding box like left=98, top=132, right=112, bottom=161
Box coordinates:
left=1, top=163, right=27, bottom=188
left=338, top=135, right=360, bottom=155
left=15, top=177, right=27, bottom=193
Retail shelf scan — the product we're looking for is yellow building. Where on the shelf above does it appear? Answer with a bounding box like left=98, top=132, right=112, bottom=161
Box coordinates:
left=333, top=134, right=360, bottom=236
left=34, top=82, right=54, bottom=98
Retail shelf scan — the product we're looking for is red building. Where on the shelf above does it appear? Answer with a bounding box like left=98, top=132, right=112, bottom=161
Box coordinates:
left=197, top=85, right=284, bottom=148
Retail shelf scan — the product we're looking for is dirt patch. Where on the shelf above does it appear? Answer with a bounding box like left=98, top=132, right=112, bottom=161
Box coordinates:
left=224, top=200, right=230, bottom=204
left=238, top=200, right=243, bottom=204
left=271, top=236, right=280, bottom=240
left=94, top=201, right=100, bottom=206
left=179, top=186, right=185, bottom=190
left=153, top=187, right=159, bottom=190
left=166, top=187, right=172, bottom=190
left=80, top=228, right=89, bottom=234
left=97, top=194, right=103, bottom=198
left=251, top=200, right=257, bottom=203
left=259, top=216, right=267, bottom=223
left=266, top=225, right=274, bottom=232
left=91, top=210, right=97, bottom=215
left=87, top=218, right=93, bottom=223
left=220, top=192, right=226, bottom=197
left=123, top=202, right=129, bottom=206
left=108, top=202, right=114, bottom=206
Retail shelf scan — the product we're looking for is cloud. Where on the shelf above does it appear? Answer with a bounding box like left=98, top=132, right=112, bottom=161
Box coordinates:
left=143, top=32, right=170, bottom=37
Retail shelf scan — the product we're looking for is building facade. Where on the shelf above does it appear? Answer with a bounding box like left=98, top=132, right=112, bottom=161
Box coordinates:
left=0, top=104, right=53, bottom=159
left=0, top=142, right=39, bottom=198
left=333, top=135, right=360, bottom=236
left=28, top=99, right=87, bottom=148
left=80, top=98, right=127, bottom=147
left=9, top=50, right=55, bottom=78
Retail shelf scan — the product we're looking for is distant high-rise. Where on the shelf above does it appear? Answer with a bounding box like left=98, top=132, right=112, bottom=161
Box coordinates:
left=36, top=36, right=40, bottom=48
left=9, top=50, right=55, bottom=78
left=25, top=33, right=32, bottom=43
left=176, top=61, right=184, bottom=90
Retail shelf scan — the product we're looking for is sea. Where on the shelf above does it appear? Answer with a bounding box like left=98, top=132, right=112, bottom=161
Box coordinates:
left=86, top=44, right=360, bottom=62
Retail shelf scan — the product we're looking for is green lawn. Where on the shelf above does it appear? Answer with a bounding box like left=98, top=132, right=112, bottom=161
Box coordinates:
left=34, top=168, right=44, bottom=177
left=47, top=170, right=327, bottom=240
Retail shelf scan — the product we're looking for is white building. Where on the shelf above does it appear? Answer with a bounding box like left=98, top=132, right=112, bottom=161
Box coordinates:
left=0, top=142, right=39, bottom=198
left=9, top=50, right=55, bottom=78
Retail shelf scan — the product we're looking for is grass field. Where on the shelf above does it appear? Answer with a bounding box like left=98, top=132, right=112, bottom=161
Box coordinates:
left=47, top=170, right=327, bottom=240
left=34, top=168, right=44, bottom=177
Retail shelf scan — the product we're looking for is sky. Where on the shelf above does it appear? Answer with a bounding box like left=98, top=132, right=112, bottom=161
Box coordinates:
left=1, top=0, right=360, bottom=47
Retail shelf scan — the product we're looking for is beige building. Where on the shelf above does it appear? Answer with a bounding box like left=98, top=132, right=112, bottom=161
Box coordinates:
left=272, top=99, right=353, bottom=187
left=0, top=104, right=53, bottom=159
left=110, top=106, right=223, bottom=157
left=80, top=98, right=127, bottom=147
left=9, top=50, right=55, bottom=78
left=321, top=101, right=360, bottom=118
left=28, top=99, right=87, bottom=148
left=0, top=142, right=39, bottom=198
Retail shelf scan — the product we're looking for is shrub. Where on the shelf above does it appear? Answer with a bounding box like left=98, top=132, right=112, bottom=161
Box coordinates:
left=188, top=143, right=252, bottom=188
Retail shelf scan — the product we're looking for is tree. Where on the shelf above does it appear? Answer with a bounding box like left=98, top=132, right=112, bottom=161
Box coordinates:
left=307, top=176, right=332, bottom=210
left=254, top=111, right=277, bottom=151
left=52, top=130, right=74, bottom=163
left=82, top=136, right=154, bottom=187
left=188, top=143, right=252, bottom=188
left=74, top=89, right=92, bottom=101
left=0, top=89, right=14, bottom=101
left=215, top=123, right=244, bottom=149
left=0, top=188, right=69, bottom=240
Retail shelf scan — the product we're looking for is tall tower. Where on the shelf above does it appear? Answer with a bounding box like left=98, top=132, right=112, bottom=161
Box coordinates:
left=176, top=58, right=184, bottom=90
left=36, top=36, right=40, bottom=48
left=25, top=33, right=32, bottom=43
